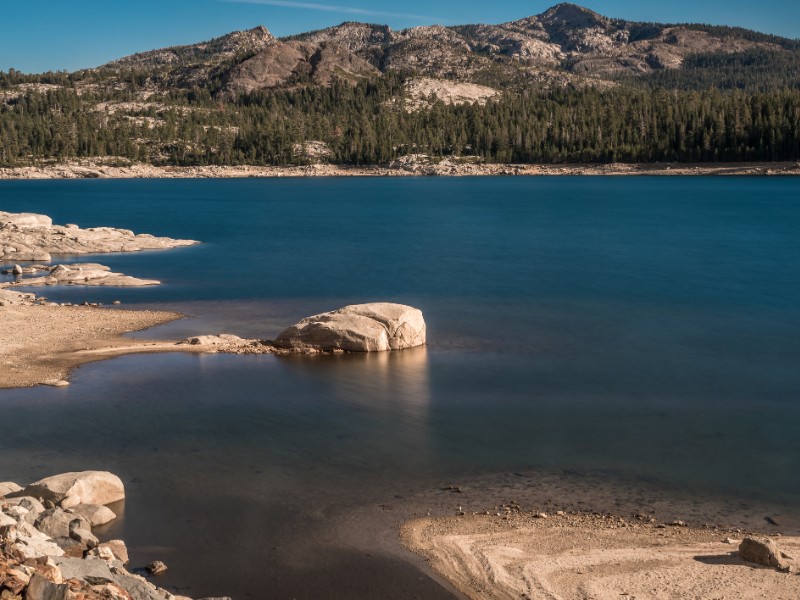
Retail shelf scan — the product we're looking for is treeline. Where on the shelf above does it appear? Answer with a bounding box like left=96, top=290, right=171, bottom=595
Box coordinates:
left=1, top=74, right=799, bottom=166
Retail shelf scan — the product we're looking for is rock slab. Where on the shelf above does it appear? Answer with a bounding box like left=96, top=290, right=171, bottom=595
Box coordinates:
left=273, top=302, right=426, bottom=352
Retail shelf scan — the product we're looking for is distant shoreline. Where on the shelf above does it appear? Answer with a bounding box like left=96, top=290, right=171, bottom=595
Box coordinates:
left=1, top=160, right=799, bottom=180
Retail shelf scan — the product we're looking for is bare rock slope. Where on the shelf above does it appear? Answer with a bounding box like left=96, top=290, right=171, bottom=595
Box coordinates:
left=91, top=3, right=795, bottom=97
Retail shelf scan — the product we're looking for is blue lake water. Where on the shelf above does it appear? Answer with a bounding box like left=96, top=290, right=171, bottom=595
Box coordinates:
left=1, top=177, right=799, bottom=598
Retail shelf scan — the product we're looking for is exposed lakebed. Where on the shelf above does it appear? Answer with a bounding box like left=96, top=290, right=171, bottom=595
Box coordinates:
left=1, top=177, right=799, bottom=598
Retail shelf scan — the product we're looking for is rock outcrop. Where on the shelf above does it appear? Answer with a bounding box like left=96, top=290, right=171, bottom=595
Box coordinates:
left=222, top=40, right=379, bottom=96
left=404, top=78, right=499, bottom=111
left=0, top=212, right=52, bottom=228
left=1, top=471, right=214, bottom=600
left=0, top=211, right=197, bottom=262
left=1, top=263, right=160, bottom=287
left=273, top=302, right=426, bottom=352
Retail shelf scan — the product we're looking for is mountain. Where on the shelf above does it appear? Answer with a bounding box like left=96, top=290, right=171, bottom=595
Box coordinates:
left=1, top=4, right=798, bottom=169
left=87, top=3, right=797, bottom=94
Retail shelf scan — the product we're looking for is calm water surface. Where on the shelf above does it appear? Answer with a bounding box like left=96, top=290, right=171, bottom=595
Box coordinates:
left=1, top=177, right=799, bottom=598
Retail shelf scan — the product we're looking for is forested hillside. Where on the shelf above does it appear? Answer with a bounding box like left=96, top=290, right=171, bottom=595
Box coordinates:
left=1, top=4, right=799, bottom=167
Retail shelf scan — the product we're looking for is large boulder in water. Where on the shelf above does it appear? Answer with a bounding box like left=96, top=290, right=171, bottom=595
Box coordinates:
left=274, top=303, right=426, bottom=352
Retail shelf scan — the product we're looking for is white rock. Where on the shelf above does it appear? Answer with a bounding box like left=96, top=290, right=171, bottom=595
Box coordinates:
left=100, top=539, right=129, bottom=564
left=3, top=496, right=46, bottom=524
left=17, top=521, right=51, bottom=540
left=89, top=545, right=116, bottom=562
left=4, top=504, right=29, bottom=520
left=22, top=471, right=125, bottom=508
left=14, top=536, right=66, bottom=559
left=0, top=481, right=22, bottom=497
left=274, top=303, right=426, bottom=352
left=0, top=211, right=53, bottom=228
left=41, top=379, right=70, bottom=387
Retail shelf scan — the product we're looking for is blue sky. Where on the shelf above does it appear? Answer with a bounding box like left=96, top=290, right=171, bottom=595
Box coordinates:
left=2, top=0, right=798, bottom=73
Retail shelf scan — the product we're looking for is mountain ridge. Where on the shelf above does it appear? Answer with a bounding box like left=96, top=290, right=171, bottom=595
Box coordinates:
left=93, top=3, right=798, bottom=95
left=1, top=4, right=799, bottom=169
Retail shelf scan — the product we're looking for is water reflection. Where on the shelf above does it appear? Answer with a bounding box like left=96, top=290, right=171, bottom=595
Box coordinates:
left=281, top=346, right=430, bottom=411
left=275, top=346, right=433, bottom=472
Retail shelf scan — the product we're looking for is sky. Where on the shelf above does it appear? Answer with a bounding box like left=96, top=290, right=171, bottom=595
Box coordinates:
left=1, top=0, right=798, bottom=73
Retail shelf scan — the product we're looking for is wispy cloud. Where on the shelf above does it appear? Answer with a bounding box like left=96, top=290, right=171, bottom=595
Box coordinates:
left=219, top=0, right=440, bottom=22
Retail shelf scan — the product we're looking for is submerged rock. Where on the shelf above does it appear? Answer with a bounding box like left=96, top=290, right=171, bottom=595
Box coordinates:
left=273, top=302, right=426, bottom=352
left=0, top=262, right=160, bottom=288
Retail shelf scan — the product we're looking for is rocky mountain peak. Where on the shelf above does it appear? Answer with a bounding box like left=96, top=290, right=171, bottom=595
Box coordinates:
left=539, top=3, right=607, bottom=28
left=249, top=25, right=272, bottom=36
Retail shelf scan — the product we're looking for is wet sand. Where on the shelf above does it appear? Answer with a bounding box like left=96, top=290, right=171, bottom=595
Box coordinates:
left=389, top=468, right=800, bottom=600
left=320, top=466, right=800, bottom=600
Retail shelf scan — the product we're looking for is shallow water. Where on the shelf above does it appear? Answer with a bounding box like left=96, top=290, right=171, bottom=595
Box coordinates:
left=1, top=177, right=799, bottom=597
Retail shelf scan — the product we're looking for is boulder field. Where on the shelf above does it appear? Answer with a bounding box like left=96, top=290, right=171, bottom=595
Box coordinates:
left=0, top=471, right=228, bottom=600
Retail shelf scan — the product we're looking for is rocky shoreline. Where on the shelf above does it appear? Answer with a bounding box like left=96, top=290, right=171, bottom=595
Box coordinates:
left=1, top=159, right=799, bottom=180
left=4, top=206, right=800, bottom=598
left=0, top=296, right=428, bottom=389
left=0, top=211, right=197, bottom=263
left=1, top=471, right=227, bottom=600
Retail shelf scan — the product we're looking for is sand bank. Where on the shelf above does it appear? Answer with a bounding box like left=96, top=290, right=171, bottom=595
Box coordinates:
left=0, top=303, right=192, bottom=388
left=0, top=301, right=289, bottom=389
left=402, top=512, right=800, bottom=599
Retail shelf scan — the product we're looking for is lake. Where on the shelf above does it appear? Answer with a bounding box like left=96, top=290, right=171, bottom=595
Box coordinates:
left=1, top=176, right=799, bottom=598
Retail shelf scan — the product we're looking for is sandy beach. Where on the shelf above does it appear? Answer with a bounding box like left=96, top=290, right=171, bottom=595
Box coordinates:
left=402, top=512, right=800, bottom=599
left=1, top=159, right=799, bottom=179
left=0, top=303, right=188, bottom=388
